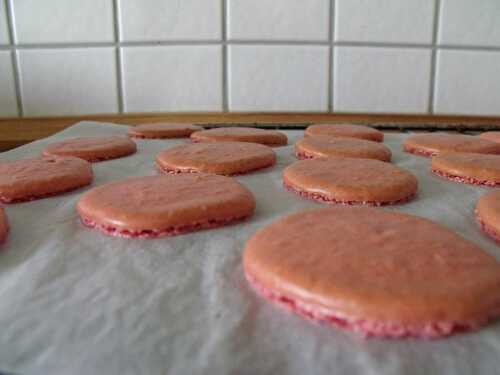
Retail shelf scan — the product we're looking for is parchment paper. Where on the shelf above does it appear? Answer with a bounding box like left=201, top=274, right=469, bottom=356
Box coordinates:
left=0, top=122, right=499, bottom=375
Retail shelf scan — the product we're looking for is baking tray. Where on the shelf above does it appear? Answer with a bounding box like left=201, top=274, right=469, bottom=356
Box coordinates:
left=0, top=121, right=499, bottom=375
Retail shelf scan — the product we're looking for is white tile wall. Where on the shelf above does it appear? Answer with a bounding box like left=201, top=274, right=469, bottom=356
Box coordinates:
left=434, top=50, right=500, bottom=115
left=335, top=0, right=435, bottom=44
left=0, top=0, right=9, bottom=44
left=0, top=52, right=18, bottom=116
left=18, top=48, right=118, bottom=116
left=122, top=46, right=223, bottom=112
left=12, top=0, right=114, bottom=43
left=228, top=45, right=329, bottom=111
left=228, top=0, right=329, bottom=41
left=119, top=0, right=221, bottom=41
left=439, top=0, right=500, bottom=47
left=334, top=47, right=431, bottom=113
left=1, top=0, right=500, bottom=117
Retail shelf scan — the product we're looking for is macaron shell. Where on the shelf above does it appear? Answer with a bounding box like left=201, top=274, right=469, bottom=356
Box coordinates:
left=403, top=134, right=500, bottom=157
left=479, top=131, right=500, bottom=144
left=0, top=206, right=8, bottom=244
left=476, top=191, right=500, bottom=242
left=244, top=207, right=500, bottom=337
left=304, top=124, right=384, bottom=142
left=0, top=156, right=93, bottom=203
left=190, top=127, right=288, bottom=146
left=128, top=123, right=203, bottom=139
left=156, top=142, right=276, bottom=176
left=431, top=152, right=500, bottom=186
left=77, top=174, right=255, bottom=233
left=283, top=157, right=417, bottom=204
left=295, top=135, right=391, bottom=162
left=43, top=136, right=137, bottom=162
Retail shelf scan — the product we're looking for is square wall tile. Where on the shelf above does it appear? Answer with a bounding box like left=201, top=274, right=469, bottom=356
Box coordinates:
left=18, top=48, right=118, bottom=116
left=434, top=50, right=500, bottom=115
left=334, top=47, right=431, bottom=113
left=439, top=0, right=500, bottom=47
left=229, top=46, right=329, bottom=112
left=119, top=0, right=221, bottom=41
left=335, top=0, right=435, bottom=44
left=122, top=46, right=223, bottom=112
left=13, top=0, right=114, bottom=43
left=0, top=0, right=9, bottom=44
left=0, top=52, right=18, bottom=116
left=228, top=0, right=329, bottom=41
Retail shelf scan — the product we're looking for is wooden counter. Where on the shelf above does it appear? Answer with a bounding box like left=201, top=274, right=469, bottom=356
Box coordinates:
left=1, top=112, right=500, bottom=151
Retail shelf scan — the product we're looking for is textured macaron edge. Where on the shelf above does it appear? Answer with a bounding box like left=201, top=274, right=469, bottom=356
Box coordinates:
left=79, top=213, right=251, bottom=239
left=282, top=175, right=416, bottom=206
left=295, top=150, right=316, bottom=160
left=155, top=160, right=275, bottom=176
left=294, top=147, right=391, bottom=162
left=476, top=210, right=500, bottom=243
left=431, top=168, right=500, bottom=187
left=190, top=130, right=288, bottom=146
left=0, top=184, right=90, bottom=204
left=403, top=143, right=437, bottom=157
left=244, top=265, right=499, bottom=339
left=70, top=151, right=136, bottom=163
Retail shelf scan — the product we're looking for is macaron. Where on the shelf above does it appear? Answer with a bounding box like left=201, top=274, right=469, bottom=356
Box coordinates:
left=305, top=124, right=384, bottom=142
left=128, top=123, right=203, bottom=139
left=479, top=131, right=500, bottom=144
left=403, top=134, right=500, bottom=157
left=295, top=135, right=392, bottom=162
left=431, top=152, right=500, bottom=186
left=243, top=206, right=500, bottom=338
left=0, top=206, right=8, bottom=244
left=0, top=156, right=93, bottom=203
left=156, top=142, right=276, bottom=176
left=476, top=191, right=500, bottom=243
left=190, top=127, right=288, bottom=146
left=77, top=174, right=255, bottom=238
left=283, top=157, right=417, bottom=206
left=43, top=136, right=137, bottom=162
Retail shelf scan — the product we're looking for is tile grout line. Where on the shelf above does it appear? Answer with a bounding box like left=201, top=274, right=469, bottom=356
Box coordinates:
left=112, top=0, right=125, bottom=113
left=221, top=0, right=229, bottom=112
left=428, top=0, right=441, bottom=114
left=328, top=0, right=335, bottom=113
left=1, top=40, right=500, bottom=51
left=5, top=0, right=24, bottom=117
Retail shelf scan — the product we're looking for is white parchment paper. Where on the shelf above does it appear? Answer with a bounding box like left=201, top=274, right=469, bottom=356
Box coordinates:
left=0, top=122, right=499, bottom=375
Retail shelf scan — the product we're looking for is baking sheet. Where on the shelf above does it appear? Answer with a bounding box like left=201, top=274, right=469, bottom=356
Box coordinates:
left=0, top=121, right=499, bottom=375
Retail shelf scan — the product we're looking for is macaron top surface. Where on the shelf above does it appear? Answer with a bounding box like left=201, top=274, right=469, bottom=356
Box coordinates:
left=244, top=206, right=500, bottom=324
left=305, top=124, right=384, bottom=142
left=432, top=152, right=500, bottom=182
left=156, top=142, right=276, bottom=175
left=128, top=123, right=203, bottom=138
left=404, top=134, right=500, bottom=157
left=77, top=174, right=255, bottom=231
left=283, top=157, right=417, bottom=203
left=43, top=136, right=137, bottom=161
left=0, top=156, right=93, bottom=202
left=295, top=135, right=391, bottom=161
left=190, top=127, right=288, bottom=146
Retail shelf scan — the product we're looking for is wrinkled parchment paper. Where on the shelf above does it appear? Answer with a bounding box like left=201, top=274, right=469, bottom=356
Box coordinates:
left=0, top=122, right=499, bottom=375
